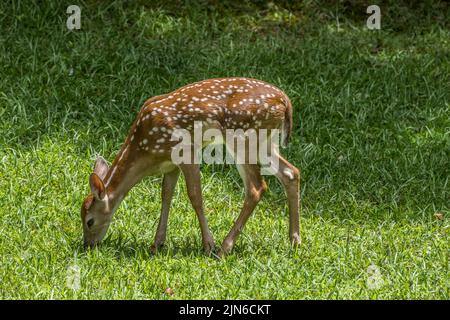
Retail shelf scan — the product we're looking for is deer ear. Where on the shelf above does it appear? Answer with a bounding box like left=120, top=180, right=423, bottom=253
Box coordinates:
left=93, top=156, right=109, bottom=180
left=89, top=173, right=106, bottom=200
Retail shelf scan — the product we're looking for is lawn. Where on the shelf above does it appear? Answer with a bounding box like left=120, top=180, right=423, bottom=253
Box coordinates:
left=0, top=1, right=449, bottom=299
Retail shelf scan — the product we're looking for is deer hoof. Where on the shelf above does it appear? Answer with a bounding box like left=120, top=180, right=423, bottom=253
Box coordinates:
left=150, top=242, right=163, bottom=254
left=291, top=234, right=301, bottom=247
left=203, top=239, right=216, bottom=256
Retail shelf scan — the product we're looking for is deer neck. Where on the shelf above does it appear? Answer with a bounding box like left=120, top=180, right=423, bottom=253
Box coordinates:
left=102, top=144, right=144, bottom=212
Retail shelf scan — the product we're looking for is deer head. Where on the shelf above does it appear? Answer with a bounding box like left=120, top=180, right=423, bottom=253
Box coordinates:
left=80, top=156, right=113, bottom=247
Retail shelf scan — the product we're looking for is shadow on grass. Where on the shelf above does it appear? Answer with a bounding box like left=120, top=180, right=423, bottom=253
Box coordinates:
left=102, top=238, right=217, bottom=260
left=72, top=230, right=292, bottom=260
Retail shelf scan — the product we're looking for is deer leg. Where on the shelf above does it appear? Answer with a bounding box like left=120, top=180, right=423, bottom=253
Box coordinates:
left=178, top=163, right=215, bottom=254
left=272, top=150, right=301, bottom=246
left=151, top=167, right=180, bottom=253
left=220, top=164, right=267, bottom=256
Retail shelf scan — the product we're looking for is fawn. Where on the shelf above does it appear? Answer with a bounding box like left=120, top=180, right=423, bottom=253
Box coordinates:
left=80, top=77, right=300, bottom=256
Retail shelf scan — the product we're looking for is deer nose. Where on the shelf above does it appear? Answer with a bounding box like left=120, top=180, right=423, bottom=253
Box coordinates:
left=83, top=237, right=95, bottom=249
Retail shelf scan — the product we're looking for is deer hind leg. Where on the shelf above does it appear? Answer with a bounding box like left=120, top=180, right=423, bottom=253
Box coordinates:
left=151, top=167, right=180, bottom=253
left=178, top=163, right=215, bottom=254
left=272, top=148, right=301, bottom=246
left=220, top=164, right=267, bottom=256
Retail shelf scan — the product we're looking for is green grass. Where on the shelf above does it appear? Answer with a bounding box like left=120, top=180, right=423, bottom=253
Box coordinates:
left=0, top=1, right=449, bottom=299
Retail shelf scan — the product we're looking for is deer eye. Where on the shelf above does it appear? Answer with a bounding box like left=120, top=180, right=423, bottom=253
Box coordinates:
left=87, top=218, right=94, bottom=228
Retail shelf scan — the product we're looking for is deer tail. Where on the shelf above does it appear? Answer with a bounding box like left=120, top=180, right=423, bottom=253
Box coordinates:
left=281, top=96, right=293, bottom=147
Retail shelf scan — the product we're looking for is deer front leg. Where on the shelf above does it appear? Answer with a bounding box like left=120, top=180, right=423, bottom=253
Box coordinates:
left=178, top=164, right=215, bottom=254
left=151, top=168, right=180, bottom=253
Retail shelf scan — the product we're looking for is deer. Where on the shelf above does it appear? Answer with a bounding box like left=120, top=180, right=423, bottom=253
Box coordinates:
left=80, top=77, right=301, bottom=257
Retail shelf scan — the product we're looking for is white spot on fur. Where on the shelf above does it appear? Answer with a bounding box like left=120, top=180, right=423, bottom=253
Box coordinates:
left=283, top=168, right=294, bottom=180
